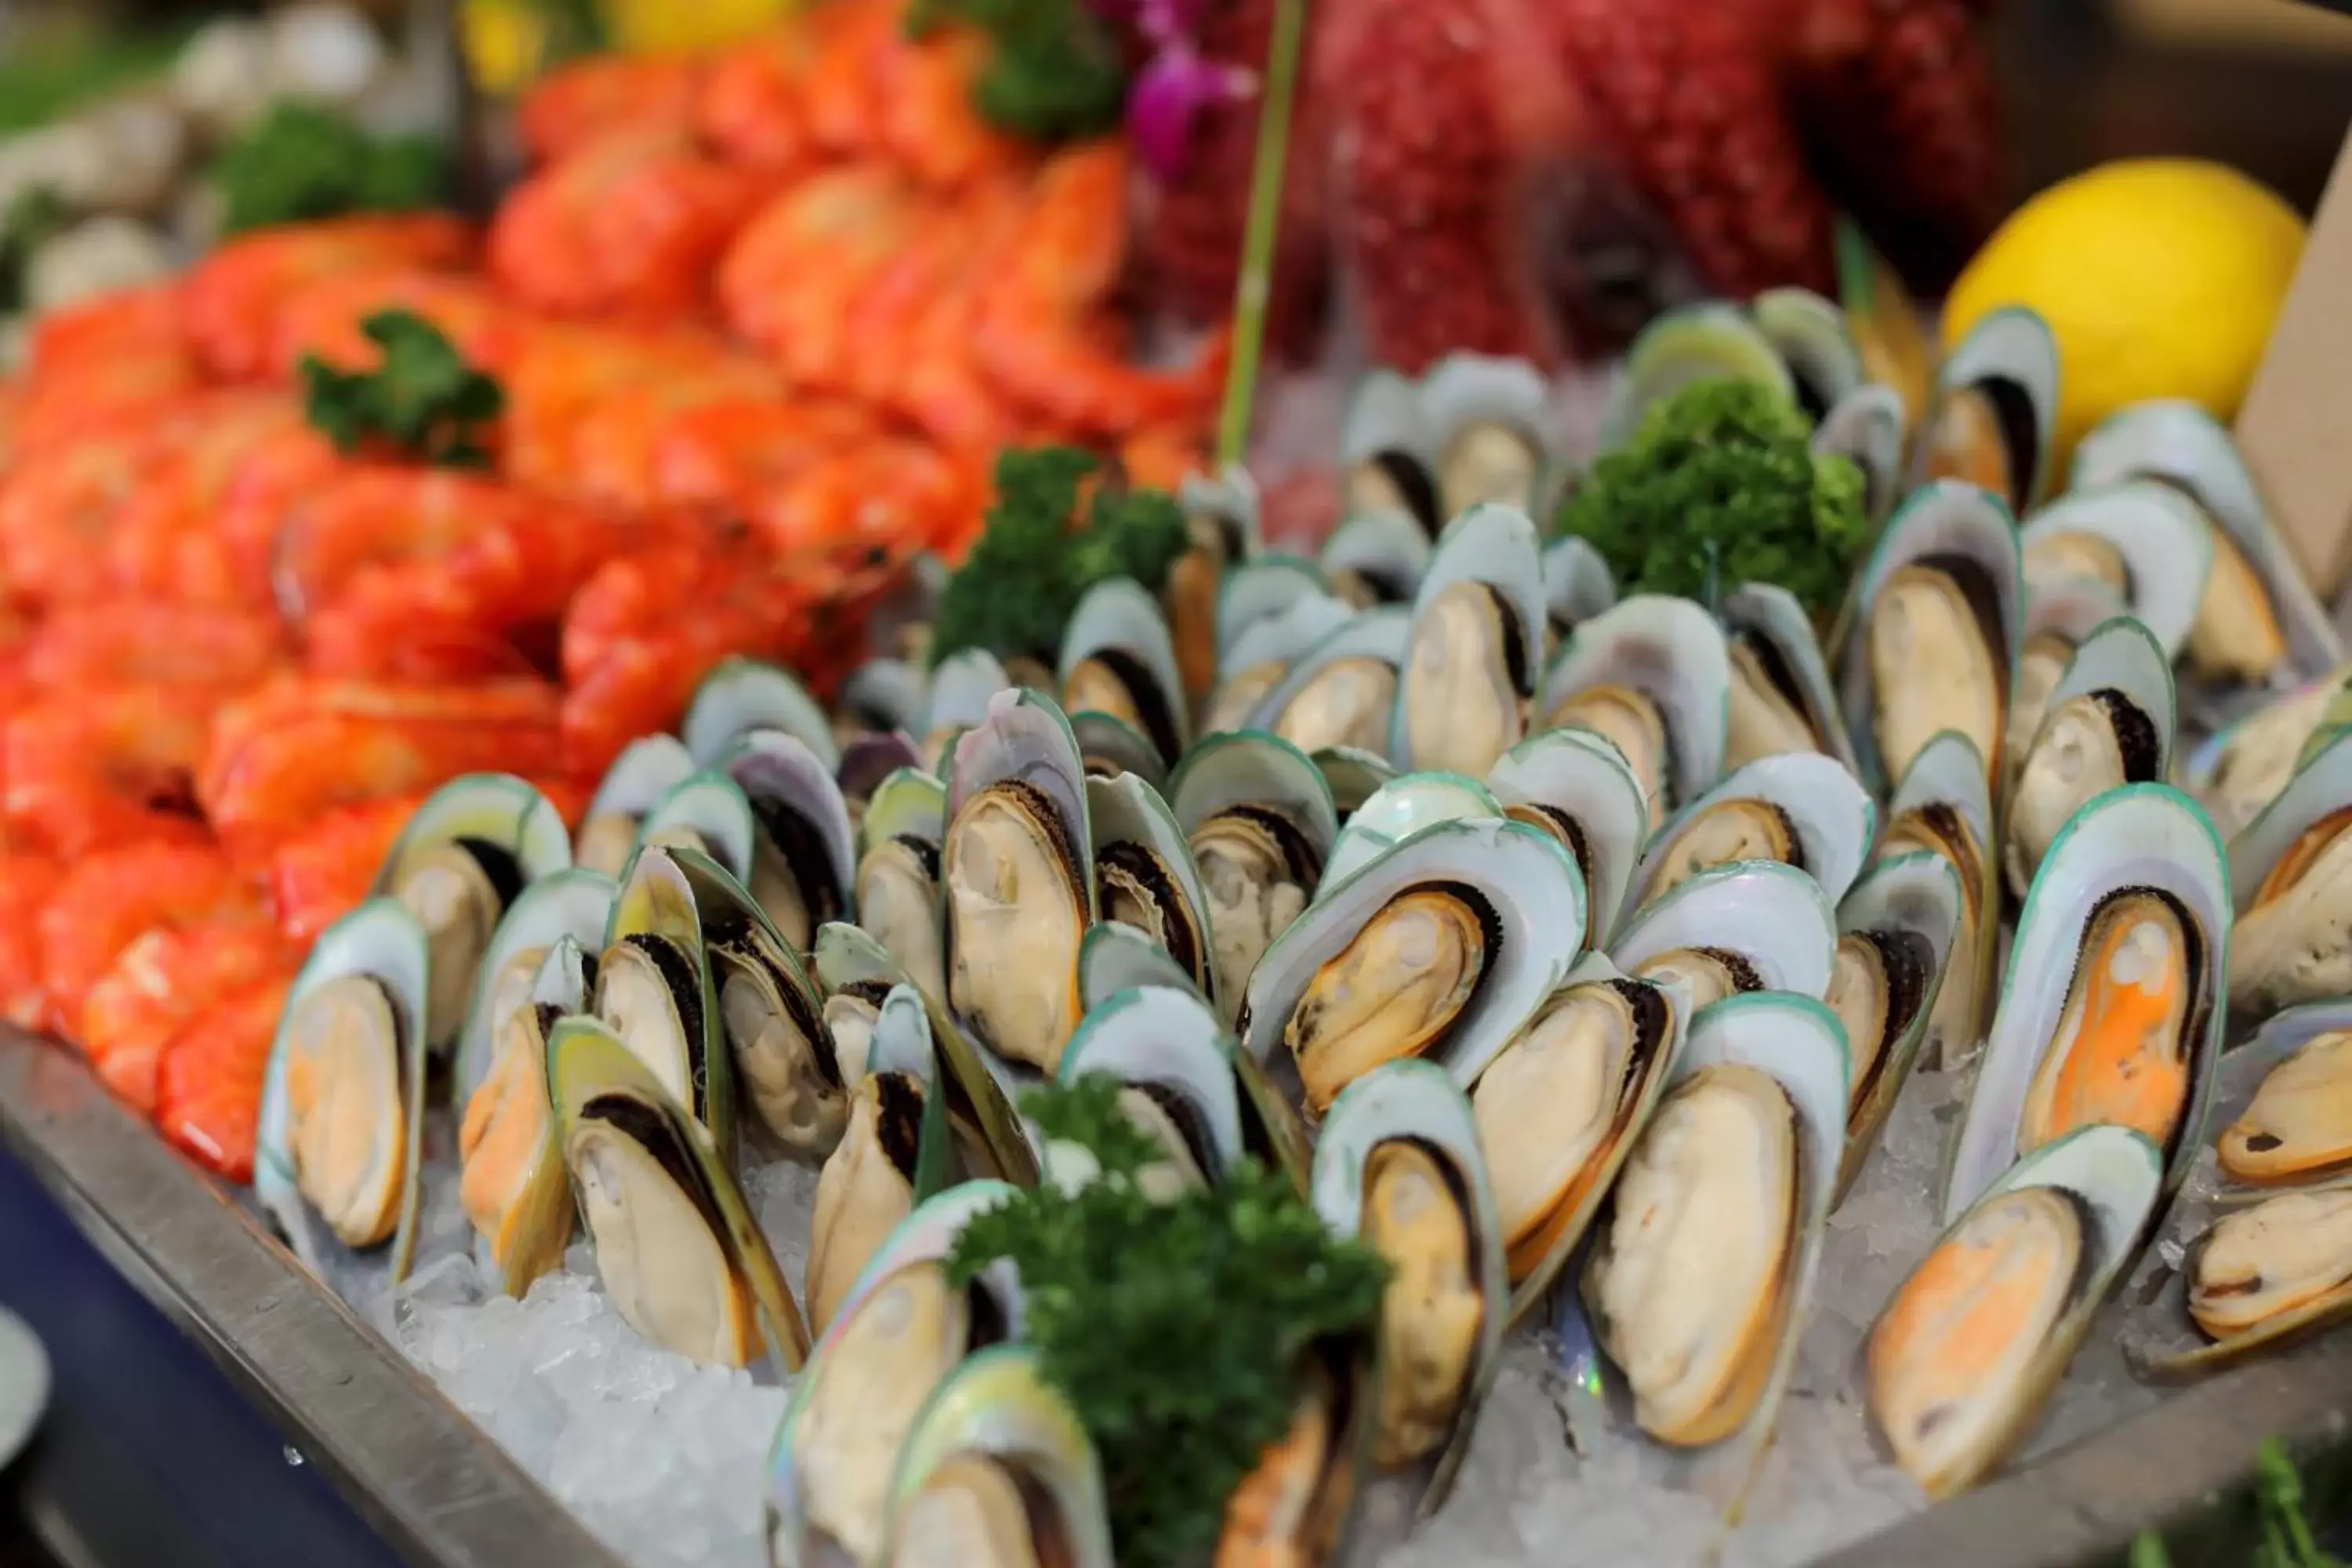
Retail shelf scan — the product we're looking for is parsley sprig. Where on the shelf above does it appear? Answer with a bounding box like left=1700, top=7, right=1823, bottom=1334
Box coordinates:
left=300, top=309, right=502, bottom=469
left=904, top=0, right=1130, bottom=143
left=212, top=101, right=445, bottom=237
left=946, top=1076, right=1388, bottom=1568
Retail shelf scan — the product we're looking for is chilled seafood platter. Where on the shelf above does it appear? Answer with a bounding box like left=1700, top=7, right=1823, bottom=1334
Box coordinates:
left=9, top=9, right=2352, bottom=1568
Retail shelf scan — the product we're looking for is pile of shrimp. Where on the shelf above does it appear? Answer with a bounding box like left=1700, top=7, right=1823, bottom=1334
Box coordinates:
left=0, top=0, right=1225, bottom=1185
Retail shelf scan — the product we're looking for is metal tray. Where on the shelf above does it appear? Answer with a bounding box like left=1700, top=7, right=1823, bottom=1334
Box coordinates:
left=5, top=1022, right=2348, bottom=1568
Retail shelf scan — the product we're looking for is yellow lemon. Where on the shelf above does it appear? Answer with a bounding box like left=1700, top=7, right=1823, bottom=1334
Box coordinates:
left=461, top=0, right=550, bottom=96
left=1944, top=158, right=2306, bottom=465
left=601, top=0, right=797, bottom=54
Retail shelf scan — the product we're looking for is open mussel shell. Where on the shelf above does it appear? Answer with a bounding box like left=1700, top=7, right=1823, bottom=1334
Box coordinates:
left=1876, top=730, right=2000, bottom=1068
left=1322, top=771, right=1502, bottom=890
left=455, top=866, right=619, bottom=1103
left=1720, top=582, right=1860, bottom=775
left=1420, top=353, right=1551, bottom=517
left=1087, top=772, right=1217, bottom=1000
left=1058, top=983, right=1249, bottom=1189
left=578, top=735, right=695, bottom=878
left=1312, top=1059, right=1504, bottom=1517
left=1623, top=753, right=1876, bottom=921
left=1542, top=594, right=1732, bottom=822
left=1342, top=370, right=1442, bottom=532
left=839, top=659, right=927, bottom=740
left=1240, top=817, right=1586, bottom=1112
left=2118, top=1000, right=2352, bottom=1377
left=1868, top=1123, right=2161, bottom=1498
left=1599, top=304, right=1795, bottom=452
left=1917, top=305, right=2060, bottom=515
left=1181, top=463, right=1264, bottom=562
left=1169, top=731, right=1337, bottom=1019
left=256, top=898, right=432, bottom=1295
left=1606, top=859, right=1839, bottom=1014
left=2003, top=615, right=2177, bottom=900
left=2180, top=667, right=2352, bottom=840
left=807, top=985, right=955, bottom=1334
left=1838, top=480, right=2022, bottom=797
left=634, top=769, right=757, bottom=887
left=2020, top=482, right=2213, bottom=660
left=878, top=1346, right=1116, bottom=1568
left=725, top=729, right=861, bottom=952
left=837, top=731, right=926, bottom=808
left=1219, top=555, right=1336, bottom=662
left=375, top=772, right=571, bottom=1057
left=1753, top=287, right=1866, bottom=421
left=2227, top=727, right=2352, bottom=1018
left=1580, top=990, right=1849, bottom=1492
left=684, top=656, right=840, bottom=771
left=1061, top=575, right=1191, bottom=768
left=816, top=921, right=1039, bottom=1187
left=597, top=844, right=733, bottom=1159
left=1069, top=710, right=1169, bottom=789
left=1831, top=852, right=1964, bottom=1200
left=2009, top=579, right=2132, bottom=797
left=1314, top=746, right=1399, bottom=825
left=1541, top=535, right=1616, bottom=642
left=1392, top=503, right=1547, bottom=778
left=1077, top=921, right=1200, bottom=1006
left=1812, top=383, right=1907, bottom=523
left=1322, top=511, right=1433, bottom=610
left=919, top=648, right=1014, bottom=771
left=2072, top=398, right=2345, bottom=681
left=670, top=846, right=844, bottom=1160
left=766, top=1181, right=1022, bottom=1567
left=942, top=691, right=1094, bottom=1077
left=1944, top=783, right=2229, bottom=1223
left=1210, top=588, right=1357, bottom=739
left=1472, top=956, right=1683, bottom=1319
left=1836, top=224, right=1936, bottom=423
left=856, top=768, right=948, bottom=1006
left=1487, top=726, right=1649, bottom=952
left=459, top=934, right=587, bottom=1295
left=548, top=1015, right=808, bottom=1370
left=1247, top=607, right=1411, bottom=758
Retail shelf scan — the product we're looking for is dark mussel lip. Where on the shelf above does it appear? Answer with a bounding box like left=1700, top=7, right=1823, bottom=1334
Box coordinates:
left=1096, top=842, right=1207, bottom=985
left=1473, top=583, right=1534, bottom=701
left=750, top=797, right=851, bottom=929
left=1132, top=1079, right=1224, bottom=1179
left=1688, top=946, right=1766, bottom=995
left=837, top=977, right=895, bottom=1008
left=880, top=833, right=943, bottom=884
left=959, top=779, right=1090, bottom=902
left=1844, top=927, right=1937, bottom=1112
left=1200, top=803, right=1326, bottom=890
left=1603, top=978, right=1673, bottom=1090
left=1891, top=803, right=1986, bottom=885
left=1972, top=376, right=2042, bottom=516
left=433, top=836, right=528, bottom=913
left=1079, top=646, right=1185, bottom=769
left=618, top=932, right=712, bottom=1115
left=1369, top=451, right=1442, bottom=536
left=872, top=1070, right=927, bottom=1180
left=1730, top=626, right=1814, bottom=724
left=2084, top=688, right=2162, bottom=785
left=576, top=1090, right=731, bottom=1239
left=706, top=916, right=841, bottom=1091
left=1901, top=553, right=2009, bottom=686
left=1339, top=564, right=1417, bottom=607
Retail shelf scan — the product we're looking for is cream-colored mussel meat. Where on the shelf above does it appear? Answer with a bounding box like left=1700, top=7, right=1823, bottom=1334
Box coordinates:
left=2218, top=1028, right=2352, bottom=1184
left=1867, top=561, right=2005, bottom=792
left=284, top=973, right=408, bottom=1247
left=1283, top=887, right=1491, bottom=1111
left=2233, top=808, right=2352, bottom=1016
left=943, top=779, right=1088, bottom=1073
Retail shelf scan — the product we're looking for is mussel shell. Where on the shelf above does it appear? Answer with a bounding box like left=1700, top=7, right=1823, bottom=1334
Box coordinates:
left=455, top=867, right=619, bottom=1104
left=1753, top=287, right=1865, bottom=420
left=1314, top=746, right=1399, bottom=825
left=726, top=729, right=861, bottom=943
left=1060, top=575, right=1191, bottom=766
left=1599, top=304, right=1795, bottom=453
left=839, top=660, right=927, bottom=739
left=459, top=934, right=586, bottom=1293
left=2020, top=483, right=2212, bottom=659
left=635, top=770, right=758, bottom=886
left=1321, top=511, right=1433, bottom=607
left=1218, top=557, right=1335, bottom=662
left=1321, top=771, right=1502, bottom=891
left=1877, top=730, right=2000, bottom=1070
left=579, top=736, right=696, bottom=874
left=1720, top=581, right=1861, bottom=775
left=1419, top=353, right=1551, bottom=517
left=1623, top=752, right=1877, bottom=920
left=1171, top=730, right=1341, bottom=866
left=256, top=898, right=432, bottom=1291
left=879, top=1346, right=1116, bottom=1568
left=1312, top=1058, right=1504, bottom=1506
left=1944, top=784, right=2227, bottom=1221
left=1059, top=983, right=1246, bottom=1182
left=1867, top=1123, right=2161, bottom=1498
left=919, top=648, right=1014, bottom=754
left=1606, top=859, right=1840, bottom=1005
left=2072, top=398, right=2344, bottom=678
left=601, top=844, right=733, bottom=1158
left=2225, top=728, right=2352, bottom=1018
left=1069, top=710, right=1170, bottom=788
left=1812, top=383, right=1906, bottom=523
left=1838, top=481, right=2022, bottom=795
left=1488, top=729, right=1647, bottom=951
left=837, top=731, right=926, bottom=804
left=862, top=768, right=948, bottom=855
left=2002, top=615, right=2176, bottom=899
left=1341, top=371, right=1441, bottom=532
left=1918, top=306, right=2060, bottom=514
left=1247, top=608, right=1412, bottom=757
left=1181, top=463, right=1264, bottom=563
left=1392, top=503, right=1547, bottom=777
left=1542, top=594, right=1731, bottom=820
left=1087, top=771, right=1216, bottom=998
left=1832, top=851, right=1964, bottom=1200
left=549, top=1015, right=808, bottom=1370
left=1240, top=818, right=1587, bottom=1096
left=1541, top=535, right=1617, bottom=641
left=684, top=657, right=840, bottom=771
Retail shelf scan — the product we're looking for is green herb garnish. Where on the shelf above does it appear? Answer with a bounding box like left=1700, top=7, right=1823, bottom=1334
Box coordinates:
left=928, top=446, right=1189, bottom=669
left=904, top=0, right=1129, bottom=143
left=2132, top=1440, right=2350, bottom=1568
left=946, top=1076, right=1388, bottom=1568
left=212, top=101, right=446, bottom=236
left=0, top=186, right=68, bottom=315
left=1560, top=379, right=1871, bottom=623
left=300, top=310, right=502, bottom=469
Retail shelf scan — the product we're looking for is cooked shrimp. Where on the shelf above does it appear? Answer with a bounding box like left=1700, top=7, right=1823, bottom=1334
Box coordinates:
left=38, top=841, right=260, bottom=1039
left=271, top=463, right=528, bottom=622
left=0, top=854, right=63, bottom=1030
left=79, top=919, right=296, bottom=1112
left=25, top=281, right=183, bottom=373
left=650, top=396, right=880, bottom=511
left=719, top=163, right=928, bottom=390
left=515, top=53, right=705, bottom=165
left=500, top=323, right=767, bottom=495
left=22, top=603, right=286, bottom=688
left=0, top=416, right=186, bottom=608
left=182, top=215, right=474, bottom=381
left=489, top=131, right=767, bottom=327
left=263, top=792, right=430, bottom=943
left=154, top=972, right=296, bottom=1182
left=877, top=25, right=1022, bottom=191
left=802, top=0, right=900, bottom=157
left=752, top=438, right=978, bottom=558
left=104, top=401, right=319, bottom=608
left=699, top=27, right=825, bottom=174
left=268, top=267, right=527, bottom=380
left=3, top=682, right=233, bottom=856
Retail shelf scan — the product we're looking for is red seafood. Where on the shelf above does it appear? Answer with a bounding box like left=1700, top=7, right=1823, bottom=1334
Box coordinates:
left=154, top=973, right=296, bottom=1182
left=79, top=919, right=297, bottom=1112
left=182, top=214, right=474, bottom=381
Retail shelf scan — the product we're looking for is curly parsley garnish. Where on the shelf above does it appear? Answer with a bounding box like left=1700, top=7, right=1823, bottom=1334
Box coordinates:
left=300, top=309, right=502, bottom=469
